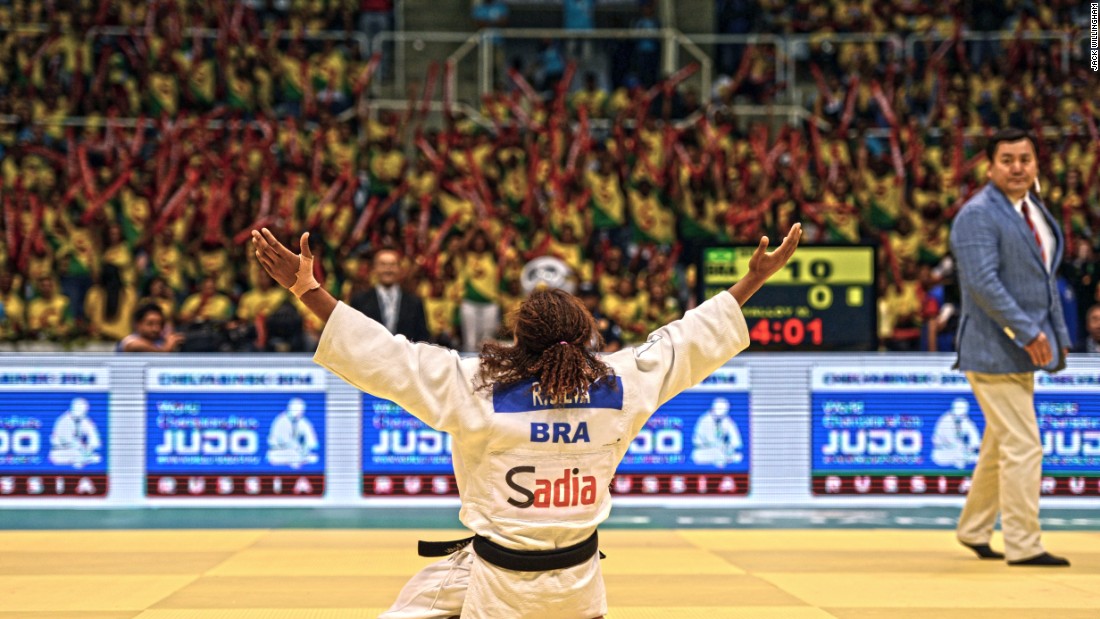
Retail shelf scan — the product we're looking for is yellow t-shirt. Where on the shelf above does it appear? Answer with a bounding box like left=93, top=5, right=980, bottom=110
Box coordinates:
left=315, top=49, right=348, bottom=93
left=571, top=89, right=608, bottom=118
left=27, top=295, right=74, bottom=338
left=179, top=293, right=234, bottom=323
left=324, top=135, right=353, bottom=170
left=586, top=170, right=624, bottom=227
left=226, top=67, right=256, bottom=110
left=254, top=66, right=273, bottom=110
left=547, top=197, right=585, bottom=238
left=152, top=241, right=184, bottom=292
left=102, top=243, right=136, bottom=289
left=637, top=128, right=666, bottom=170
left=189, top=59, right=216, bottom=103
left=370, top=149, right=406, bottom=187
left=55, top=224, right=99, bottom=278
left=888, top=229, right=921, bottom=265
left=148, top=72, right=179, bottom=115
left=461, top=252, right=499, bottom=304
left=500, top=166, right=528, bottom=205
left=119, top=188, right=151, bottom=243
left=601, top=292, right=644, bottom=342
left=546, top=238, right=585, bottom=275
left=645, top=295, right=681, bottom=333
left=84, top=286, right=138, bottom=342
left=439, top=192, right=475, bottom=229
left=197, top=249, right=233, bottom=294
left=628, top=189, right=675, bottom=244
left=279, top=56, right=306, bottom=99
left=0, top=290, right=26, bottom=339
left=407, top=169, right=439, bottom=203
left=237, top=287, right=289, bottom=321
left=424, top=295, right=458, bottom=339
left=879, top=281, right=922, bottom=337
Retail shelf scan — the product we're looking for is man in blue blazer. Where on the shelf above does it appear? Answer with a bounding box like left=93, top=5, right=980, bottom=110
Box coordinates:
left=949, top=128, right=1071, bottom=566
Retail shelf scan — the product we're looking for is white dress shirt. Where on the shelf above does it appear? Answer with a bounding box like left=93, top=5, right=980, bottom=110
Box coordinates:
left=376, top=285, right=401, bottom=334
left=1013, top=196, right=1055, bottom=272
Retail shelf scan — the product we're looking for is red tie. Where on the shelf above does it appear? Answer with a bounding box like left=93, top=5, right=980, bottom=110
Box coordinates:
left=1020, top=200, right=1047, bottom=265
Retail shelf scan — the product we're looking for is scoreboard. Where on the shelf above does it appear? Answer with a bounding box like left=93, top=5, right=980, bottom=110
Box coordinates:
left=701, top=245, right=877, bottom=351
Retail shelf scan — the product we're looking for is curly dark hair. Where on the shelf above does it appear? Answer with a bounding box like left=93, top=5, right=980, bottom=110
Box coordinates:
left=474, top=288, right=615, bottom=406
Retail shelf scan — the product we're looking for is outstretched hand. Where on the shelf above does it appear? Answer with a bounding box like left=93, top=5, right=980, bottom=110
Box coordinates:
left=251, top=228, right=313, bottom=291
left=252, top=228, right=336, bottom=322
left=728, top=223, right=803, bottom=307
left=747, top=223, right=802, bottom=279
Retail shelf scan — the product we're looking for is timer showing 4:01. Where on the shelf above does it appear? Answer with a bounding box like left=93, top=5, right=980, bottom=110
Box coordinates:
left=749, top=317, right=824, bottom=346
left=701, top=245, right=877, bottom=351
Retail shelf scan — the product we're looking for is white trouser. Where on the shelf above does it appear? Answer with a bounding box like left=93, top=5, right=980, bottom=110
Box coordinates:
left=379, top=546, right=607, bottom=619
left=379, top=548, right=469, bottom=619
left=957, top=371, right=1045, bottom=561
left=460, top=301, right=500, bottom=353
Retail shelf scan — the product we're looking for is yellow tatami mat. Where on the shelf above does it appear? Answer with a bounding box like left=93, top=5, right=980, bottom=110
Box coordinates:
left=1, top=529, right=1098, bottom=618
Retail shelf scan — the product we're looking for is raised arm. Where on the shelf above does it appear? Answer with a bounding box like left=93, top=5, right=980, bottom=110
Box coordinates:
left=728, top=222, right=802, bottom=306
left=610, top=222, right=802, bottom=434
left=251, top=228, right=336, bottom=322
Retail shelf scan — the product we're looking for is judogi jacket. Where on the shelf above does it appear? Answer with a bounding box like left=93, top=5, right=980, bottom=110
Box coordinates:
left=314, top=290, right=749, bottom=616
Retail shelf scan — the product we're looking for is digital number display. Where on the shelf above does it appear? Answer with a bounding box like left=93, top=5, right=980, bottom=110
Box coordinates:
left=700, top=245, right=877, bottom=351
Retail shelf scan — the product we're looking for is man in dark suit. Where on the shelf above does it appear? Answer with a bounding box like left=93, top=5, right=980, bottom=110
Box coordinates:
left=949, top=128, right=1072, bottom=567
left=1080, top=304, right=1100, bottom=354
left=350, top=249, right=430, bottom=343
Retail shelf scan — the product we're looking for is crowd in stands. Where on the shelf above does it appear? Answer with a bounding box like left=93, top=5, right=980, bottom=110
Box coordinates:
left=0, top=0, right=1097, bottom=354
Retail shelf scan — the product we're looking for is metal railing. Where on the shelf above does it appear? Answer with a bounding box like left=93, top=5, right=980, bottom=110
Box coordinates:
left=0, top=25, right=50, bottom=33
left=790, top=32, right=904, bottom=103
left=674, top=30, right=715, bottom=101
left=473, top=27, right=700, bottom=93
left=362, top=98, right=494, bottom=132
left=1075, top=31, right=1098, bottom=69
left=372, top=31, right=479, bottom=99
left=683, top=33, right=787, bottom=100
left=903, top=30, right=1072, bottom=73
left=441, top=27, right=712, bottom=102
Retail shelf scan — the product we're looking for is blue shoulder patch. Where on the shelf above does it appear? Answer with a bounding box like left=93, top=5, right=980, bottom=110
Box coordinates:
left=493, top=376, right=624, bottom=413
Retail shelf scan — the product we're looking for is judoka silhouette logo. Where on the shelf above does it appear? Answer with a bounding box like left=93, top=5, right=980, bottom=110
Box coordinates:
left=691, top=397, right=743, bottom=468
left=49, top=397, right=102, bottom=468
left=266, top=398, right=319, bottom=468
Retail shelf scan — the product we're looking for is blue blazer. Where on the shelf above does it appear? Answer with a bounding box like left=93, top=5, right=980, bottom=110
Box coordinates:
left=949, top=183, right=1071, bottom=374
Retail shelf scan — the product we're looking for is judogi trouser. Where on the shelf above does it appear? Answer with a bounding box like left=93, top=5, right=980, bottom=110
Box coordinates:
left=378, top=547, right=606, bottom=619
left=460, top=300, right=500, bottom=353
left=378, top=548, right=470, bottom=618
left=957, top=371, right=1045, bottom=561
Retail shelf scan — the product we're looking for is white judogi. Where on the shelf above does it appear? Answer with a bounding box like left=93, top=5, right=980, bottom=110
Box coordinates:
left=314, top=291, right=749, bottom=619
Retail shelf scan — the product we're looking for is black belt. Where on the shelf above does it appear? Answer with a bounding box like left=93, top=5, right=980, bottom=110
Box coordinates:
left=418, top=531, right=604, bottom=572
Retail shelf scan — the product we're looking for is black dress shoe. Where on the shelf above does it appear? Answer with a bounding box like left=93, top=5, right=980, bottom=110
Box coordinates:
left=1008, top=552, right=1070, bottom=566
left=960, top=541, right=1005, bottom=560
